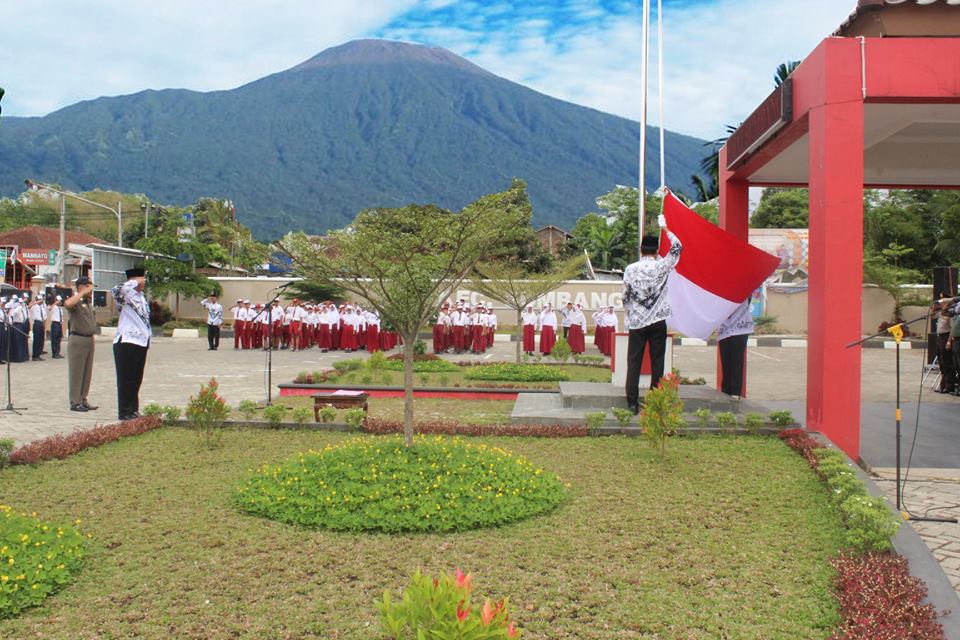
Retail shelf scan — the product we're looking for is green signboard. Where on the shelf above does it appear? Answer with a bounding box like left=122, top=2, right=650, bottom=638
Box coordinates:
left=48, top=249, right=57, bottom=265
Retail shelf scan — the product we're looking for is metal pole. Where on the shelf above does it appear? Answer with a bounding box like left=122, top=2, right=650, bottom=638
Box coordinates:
left=58, top=195, right=66, bottom=284
left=657, top=0, right=666, bottom=191
left=638, top=0, right=651, bottom=257
left=117, top=201, right=123, bottom=248
left=145, top=204, right=149, bottom=240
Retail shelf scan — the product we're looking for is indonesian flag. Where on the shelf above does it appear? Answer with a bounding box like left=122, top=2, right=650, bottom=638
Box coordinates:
left=658, top=190, right=779, bottom=339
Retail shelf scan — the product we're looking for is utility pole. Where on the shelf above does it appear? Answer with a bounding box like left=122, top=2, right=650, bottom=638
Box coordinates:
left=117, top=200, right=123, bottom=248
left=58, top=195, right=66, bottom=284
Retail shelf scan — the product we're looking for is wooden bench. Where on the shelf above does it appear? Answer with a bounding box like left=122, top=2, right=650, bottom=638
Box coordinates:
left=312, top=391, right=370, bottom=423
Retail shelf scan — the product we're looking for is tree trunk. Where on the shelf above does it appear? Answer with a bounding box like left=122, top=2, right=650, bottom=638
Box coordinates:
left=515, top=308, right=523, bottom=365
left=402, top=333, right=415, bottom=446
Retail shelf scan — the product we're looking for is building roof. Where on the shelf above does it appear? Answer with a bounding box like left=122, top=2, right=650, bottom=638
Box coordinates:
left=0, top=226, right=104, bottom=249
left=837, top=0, right=960, bottom=36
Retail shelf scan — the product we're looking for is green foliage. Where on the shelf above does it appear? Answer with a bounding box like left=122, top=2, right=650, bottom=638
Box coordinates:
left=754, top=314, right=779, bottom=335
left=380, top=359, right=459, bottom=373
left=751, top=189, right=809, bottom=228
left=343, top=373, right=357, bottom=383
left=0, top=505, right=88, bottom=619
left=162, top=405, right=181, bottom=423
left=413, top=340, right=427, bottom=356
left=185, top=378, right=230, bottom=449
left=142, top=403, right=164, bottom=418
left=318, top=405, right=337, bottom=424
left=610, top=407, right=634, bottom=434
left=638, top=376, right=685, bottom=452
left=417, top=375, right=431, bottom=387
left=234, top=436, right=568, bottom=533
left=333, top=359, right=364, bottom=373
left=863, top=242, right=924, bottom=322
left=0, top=439, right=13, bottom=467
left=768, top=410, right=795, bottom=427
left=343, top=408, right=367, bottom=430
left=360, top=374, right=373, bottom=385
left=743, top=413, right=765, bottom=432
left=379, top=568, right=521, bottom=639
left=694, top=408, right=711, bottom=428
left=437, top=375, right=450, bottom=387
left=290, top=407, right=312, bottom=426
left=365, top=351, right=388, bottom=371
left=715, top=411, right=738, bottom=432
left=814, top=449, right=899, bottom=554
left=261, top=404, right=288, bottom=427
left=463, top=364, right=570, bottom=383
left=585, top=411, right=606, bottom=436
left=550, top=337, right=572, bottom=364
left=238, top=400, right=259, bottom=421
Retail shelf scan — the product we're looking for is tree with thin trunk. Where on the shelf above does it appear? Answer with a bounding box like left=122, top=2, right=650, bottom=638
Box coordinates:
left=278, top=180, right=531, bottom=445
left=470, top=255, right=585, bottom=364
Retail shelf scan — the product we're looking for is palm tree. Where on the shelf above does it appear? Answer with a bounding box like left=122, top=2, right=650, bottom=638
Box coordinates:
left=587, top=226, right=625, bottom=270
left=774, top=61, right=800, bottom=87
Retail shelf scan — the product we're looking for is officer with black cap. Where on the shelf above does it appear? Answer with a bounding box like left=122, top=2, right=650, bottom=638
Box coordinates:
left=111, top=266, right=150, bottom=420
left=64, top=276, right=99, bottom=411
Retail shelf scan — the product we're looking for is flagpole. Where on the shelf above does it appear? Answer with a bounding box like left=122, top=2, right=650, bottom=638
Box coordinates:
left=657, top=0, right=666, bottom=191
left=638, top=0, right=651, bottom=258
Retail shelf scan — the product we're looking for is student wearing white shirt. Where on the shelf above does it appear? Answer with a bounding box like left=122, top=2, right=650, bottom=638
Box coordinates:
left=200, top=293, right=224, bottom=351
left=451, top=305, right=468, bottom=354
left=538, top=304, right=557, bottom=355
left=111, top=267, right=151, bottom=420
left=433, top=303, right=450, bottom=354
left=567, top=303, right=587, bottom=354
left=5, top=295, right=28, bottom=363
left=469, top=307, right=485, bottom=354
left=28, top=294, right=48, bottom=361
left=521, top=305, right=538, bottom=356
left=364, top=309, right=381, bottom=352
left=49, top=295, right=65, bottom=359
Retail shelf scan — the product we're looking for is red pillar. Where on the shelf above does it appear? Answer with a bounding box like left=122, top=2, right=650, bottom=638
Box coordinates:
left=717, top=146, right=750, bottom=396
left=806, top=99, right=864, bottom=459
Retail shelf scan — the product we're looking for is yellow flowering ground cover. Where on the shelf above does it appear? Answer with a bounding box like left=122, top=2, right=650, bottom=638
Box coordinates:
left=0, top=429, right=846, bottom=639
left=0, top=505, right=88, bottom=619
left=234, top=436, right=568, bottom=532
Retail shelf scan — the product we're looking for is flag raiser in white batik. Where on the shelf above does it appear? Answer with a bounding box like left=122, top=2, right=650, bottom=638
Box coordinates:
left=622, top=230, right=682, bottom=331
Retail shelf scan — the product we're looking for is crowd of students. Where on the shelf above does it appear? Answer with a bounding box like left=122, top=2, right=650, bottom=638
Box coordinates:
left=1, top=291, right=66, bottom=363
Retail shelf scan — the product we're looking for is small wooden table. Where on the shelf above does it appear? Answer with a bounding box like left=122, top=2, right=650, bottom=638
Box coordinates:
left=312, top=390, right=370, bottom=423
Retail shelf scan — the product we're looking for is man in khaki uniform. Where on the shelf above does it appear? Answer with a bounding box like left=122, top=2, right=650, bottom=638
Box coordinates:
left=64, top=276, right=99, bottom=412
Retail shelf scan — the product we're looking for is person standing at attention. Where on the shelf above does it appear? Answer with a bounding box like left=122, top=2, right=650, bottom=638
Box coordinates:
left=64, top=276, right=99, bottom=412
left=48, top=294, right=65, bottom=359
left=717, top=299, right=754, bottom=398
left=28, top=293, right=47, bottom=361
left=623, top=214, right=681, bottom=414
left=112, top=267, right=151, bottom=421
left=201, top=293, right=223, bottom=351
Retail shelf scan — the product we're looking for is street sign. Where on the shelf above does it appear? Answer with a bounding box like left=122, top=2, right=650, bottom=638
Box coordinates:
left=48, top=249, right=57, bottom=265
left=0, top=249, right=6, bottom=281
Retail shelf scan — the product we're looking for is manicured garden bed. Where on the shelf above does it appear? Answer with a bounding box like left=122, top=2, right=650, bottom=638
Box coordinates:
left=0, top=429, right=851, bottom=638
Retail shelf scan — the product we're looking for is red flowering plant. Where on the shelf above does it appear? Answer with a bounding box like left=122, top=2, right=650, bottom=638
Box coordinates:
left=379, top=568, right=520, bottom=639
left=8, top=417, right=163, bottom=465
left=185, top=377, right=230, bottom=449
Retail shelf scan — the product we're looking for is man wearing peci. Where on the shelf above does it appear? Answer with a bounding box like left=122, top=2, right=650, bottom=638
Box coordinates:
left=622, top=214, right=682, bottom=414
left=112, top=267, right=151, bottom=420
left=64, top=276, right=99, bottom=412
left=201, top=293, right=223, bottom=351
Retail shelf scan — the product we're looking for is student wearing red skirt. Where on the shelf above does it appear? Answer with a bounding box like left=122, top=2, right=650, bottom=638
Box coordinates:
left=568, top=303, right=587, bottom=354
left=538, top=304, right=557, bottom=355
left=521, top=305, right=537, bottom=355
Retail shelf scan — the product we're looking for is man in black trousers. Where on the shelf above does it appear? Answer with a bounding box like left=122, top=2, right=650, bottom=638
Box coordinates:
left=111, top=267, right=151, bottom=420
left=623, top=214, right=682, bottom=414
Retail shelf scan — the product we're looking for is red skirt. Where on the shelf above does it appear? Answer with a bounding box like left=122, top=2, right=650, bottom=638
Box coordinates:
left=433, top=324, right=445, bottom=353
left=568, top=324, right=586, bottom=354
left=340, top=325, right=357, bottom=350
left=366, top=326, right=380, bottom=352
left=540, top=326, right=556, bottom=354
left=318, top=324, right=331, bottom=350
left=453, top=326, right=466, bottom=351
left=472, top=325, right=485, bottom=353
left=522, top=325, right=535, bottom=352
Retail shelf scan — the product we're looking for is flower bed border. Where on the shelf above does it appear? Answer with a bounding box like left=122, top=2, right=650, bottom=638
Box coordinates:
left=278, top=383, right=556, bottom=400
left=7, top=416, right=164, bottom=465
left=780, top=429, right=960, bottom=637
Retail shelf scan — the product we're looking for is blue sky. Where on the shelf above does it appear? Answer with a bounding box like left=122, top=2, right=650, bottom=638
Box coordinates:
left=0, top=0, right=856, bottom=139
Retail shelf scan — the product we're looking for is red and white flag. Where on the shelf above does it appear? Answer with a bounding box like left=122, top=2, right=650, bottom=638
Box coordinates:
left=659, top=190, right=779, bottom=339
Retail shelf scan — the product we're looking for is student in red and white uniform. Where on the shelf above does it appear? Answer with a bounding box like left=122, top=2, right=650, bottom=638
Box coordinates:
left=538, top=304, right=557, bottom=355
left=271, top=300, right=284, bottom=350
left=317, top=302, right=331, bottom=352
left=568, top=303, right=587, bottom=354
left=248, top=303, right=263, bottom=349
left=598, top=306, right=618, bottom=356
left=521, top=305, right=537, bottom=356
left=340, top=306, right=360, bottom=351
left=486, top=309, right=497, bottom=349
left=230, top=299, right=245, bottom=350
left=364, top=308, right=381, bottom=352
left=469, top=306, right=485, bottom=354
left=451, top=304, right=468, bottom=354
left=433, top=303, right=450, bottom=353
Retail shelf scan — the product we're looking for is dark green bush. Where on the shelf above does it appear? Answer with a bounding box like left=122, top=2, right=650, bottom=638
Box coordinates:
left=463, top=364, right=570, bottom=382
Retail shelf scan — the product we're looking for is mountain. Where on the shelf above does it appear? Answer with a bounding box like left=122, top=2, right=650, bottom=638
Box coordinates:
left=0, top=39, right=710, bottom=239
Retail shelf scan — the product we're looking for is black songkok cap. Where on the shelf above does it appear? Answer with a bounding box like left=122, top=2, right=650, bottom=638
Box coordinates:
left=125, top=267, right=145, bottom=278
left=640, top=235, right=660, bottom=254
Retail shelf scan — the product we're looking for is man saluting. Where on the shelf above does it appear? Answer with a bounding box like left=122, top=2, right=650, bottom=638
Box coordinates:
left=623, top=214, right=681, bottom=414
left=112, top=267, right=151, bottom=421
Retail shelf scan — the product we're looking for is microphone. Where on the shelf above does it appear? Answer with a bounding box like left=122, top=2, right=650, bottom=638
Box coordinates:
left=936, top=296, right=960, bottom=306
left=272, top=282, right=294, bottom=293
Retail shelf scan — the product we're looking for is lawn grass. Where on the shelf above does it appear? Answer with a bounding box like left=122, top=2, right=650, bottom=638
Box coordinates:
left=302, top=363, right=611, bottom=389
left=0, top=429, right=844, bottom=639
left=279, top=396, right=515, bottom=425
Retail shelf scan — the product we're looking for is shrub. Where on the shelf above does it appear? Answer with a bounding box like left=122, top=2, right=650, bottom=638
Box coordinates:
left=464, top=364, right=569, bottom=383
left=149, top=300, right=173, bottom=326
left=840, top=494, right=899, bottom=554
left=0, top=505, right=89, bottom=619
left=829, top=553, right=945, bottom=640
left=550, top=337, right=572, bottom=364
left=418, top=374, right=431, bottom=387
left=413, top=339, right=427, bottom=355
left=8, top=417, right=163, bottom=465
left=162, top=405, right=182, bottom=423
left=261, top=404, right=288, bottom=427
left=639, top=375, right=685, bottom=452
left=333, top=359, right=364, bottom=373
left=238, top=399, right=259, bottom=421
left=343, top=408, right=367, bottom=430
left=234, top=436, right=568, bottom=533
left=577, top=354, right=605, bottom=366
left=363, top=418, right=588, bottom=438
left=768, top=410, right=795, bottom=427
left=694, top=408, right=711, bottom=428
left=778, top=428, right=823, bottom=467
left=379, top=372, right=393, bottom=386
left=743, top=412, right=764, bottom=432
left=343, top=373, right=357, bottom=383
left=715, top=411, right=738, bottom=432
left=0, top=439, right=13, bottom=468
left=610, top=407, right=634, bottom=434
left=185, top=377, right=230, bottom=449
left=386, top=352, right=441, bottom=362
left=366, top=351, right=387, bottom=370
left=360, top=374, right=373, bottom=385
left=585, top=411, right=606, bottom=436
left=379, top=568, right=520, bottom=639
left=318, top=405, right=337, bottom=424
left=142, top=403, right=165, bottom=418
left=291, top=407, right=312, bottom=425
left=381, top=359, right=459, bottom=373
left=754, top=314, right=779, bottom=335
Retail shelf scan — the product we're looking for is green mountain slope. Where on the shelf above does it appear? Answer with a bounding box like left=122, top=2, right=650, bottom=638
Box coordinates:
left=0, top=39, right=709, bottom=239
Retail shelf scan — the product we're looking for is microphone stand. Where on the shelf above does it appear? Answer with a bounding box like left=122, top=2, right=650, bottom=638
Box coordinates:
left=846, top=310, right=956, bottom=523
left=250, top=285, right=290, bottom=406
left=2, top=312, right=28, bottom=413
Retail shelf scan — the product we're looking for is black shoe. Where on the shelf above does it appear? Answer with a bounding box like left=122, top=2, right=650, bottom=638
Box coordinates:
left=120, top=412, right=140, bottom=421
left=83, top=402, right=98, bottom=410
left=52, top=355, right=64, bottom=359
left=32, top=357, right=44, bottom=361
left=70, top=404, right=88, bottom=412
left=628, top=403, right=640, bottom=415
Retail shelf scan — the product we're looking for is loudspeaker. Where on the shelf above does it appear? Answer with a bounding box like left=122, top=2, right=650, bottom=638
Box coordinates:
left=92, top=290, right=108, bottom=308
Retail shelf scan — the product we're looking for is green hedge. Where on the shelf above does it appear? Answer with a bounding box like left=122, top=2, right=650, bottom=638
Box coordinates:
left=463, top=364, right=570, bottom=382
left=379, top=359, right=459, bottom=373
